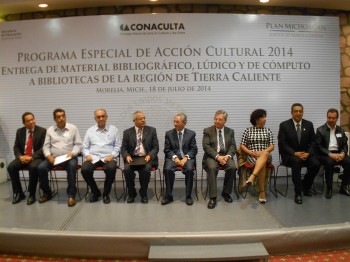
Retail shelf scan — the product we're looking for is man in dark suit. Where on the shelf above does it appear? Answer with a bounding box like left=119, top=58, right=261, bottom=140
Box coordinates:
left=202, top=110, right=237, bottom=209
left=278, top=103, right=321, bottom=204
left=7, top=112, right=46, bottom=205
left=121, top=111, right=159, bottom=204
left=162, top=113, right=198, bottom=206
left=315, top=108, right=350, bottom=199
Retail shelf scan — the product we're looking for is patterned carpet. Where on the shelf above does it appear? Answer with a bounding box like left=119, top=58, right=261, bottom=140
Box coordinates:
left=0, top=250, right=349, bottom=261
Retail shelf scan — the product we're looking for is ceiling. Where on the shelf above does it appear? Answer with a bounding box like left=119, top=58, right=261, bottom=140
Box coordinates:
left=0, top=0, right=349, bottom=17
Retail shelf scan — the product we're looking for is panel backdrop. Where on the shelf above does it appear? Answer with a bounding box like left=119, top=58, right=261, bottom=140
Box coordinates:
left=0, top=14, right=340, bottom=176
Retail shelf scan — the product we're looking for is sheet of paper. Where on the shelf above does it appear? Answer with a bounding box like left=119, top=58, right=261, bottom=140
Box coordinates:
left=54, top=154, right=72, bottom=165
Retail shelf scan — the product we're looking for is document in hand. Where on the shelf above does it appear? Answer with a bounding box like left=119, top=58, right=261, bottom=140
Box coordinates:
left=54, top=154, right=72, bottom=165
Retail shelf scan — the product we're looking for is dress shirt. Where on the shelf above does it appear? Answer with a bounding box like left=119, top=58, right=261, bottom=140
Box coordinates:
left=293, top=119, right=303, bottom=131
left=135, top=126, right=146, bottom=156
left=43, top=123, right=82, bottom=157
left=327, top=124, right=338, bottom=151
left=83, top=124, right=121, bottom=162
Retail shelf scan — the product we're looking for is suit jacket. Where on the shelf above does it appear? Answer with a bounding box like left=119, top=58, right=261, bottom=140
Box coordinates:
left=164, top=128, right=197, bottom=161
left=315, top=123, right=348, bottom=156
left=278, top=118, right=316, bottom=163
left=121, top=125, right=159, bottom=167
left=13, top=125, right=46, bottom=160
left=202, top=126, right=237, bottom=167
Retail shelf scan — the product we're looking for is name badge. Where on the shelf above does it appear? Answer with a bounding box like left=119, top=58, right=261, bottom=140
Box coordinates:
left=336, top=133, right=342, bottom=138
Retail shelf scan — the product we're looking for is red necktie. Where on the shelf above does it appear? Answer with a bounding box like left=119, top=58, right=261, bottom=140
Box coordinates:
left=25, top=130, right=33, bottom=156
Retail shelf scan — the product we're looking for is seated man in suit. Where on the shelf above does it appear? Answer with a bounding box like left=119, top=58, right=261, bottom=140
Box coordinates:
left=162, top=113, right=198, bottom=206
left=7, top=112, right=46, bottom=205
left=38, top=108, right=82, bottom=207
left=202, top=110, right=237, bottom=209
left=81, top=108, right=121, bottom=204
left=315, top=108, right=350, bottom=199
left=278, top=103, right=321, bottom=204
left=121, top=111, right=159, bottom=204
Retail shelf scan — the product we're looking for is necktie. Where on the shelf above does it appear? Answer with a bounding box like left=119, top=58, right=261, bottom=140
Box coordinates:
left=179, top=131, right=184, bottom=157
left=219, top=130, right=224, bottom=153
left=25, top=130, right=33, bottom=156
left=296, top=123, right=301, bottom=143
left=134, top=128, right=142, bottom=156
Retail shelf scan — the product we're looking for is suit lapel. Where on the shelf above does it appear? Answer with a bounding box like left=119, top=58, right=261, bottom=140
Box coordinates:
left=172, top=129, right=180, bottom=148
left=288, top=119, right=299, bottom=144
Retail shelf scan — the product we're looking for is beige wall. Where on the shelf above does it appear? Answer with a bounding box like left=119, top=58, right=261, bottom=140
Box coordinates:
left=3, top=4, right=350, bottom=131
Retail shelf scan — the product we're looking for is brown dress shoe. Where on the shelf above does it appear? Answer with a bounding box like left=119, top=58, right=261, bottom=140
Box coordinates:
left=39, top=194, right=52, bottom=204
left=68, top=197, right=76, bottom=207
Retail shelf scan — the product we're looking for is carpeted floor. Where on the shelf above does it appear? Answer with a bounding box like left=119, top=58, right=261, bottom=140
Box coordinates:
left=1, top=250, right=349, bottom=261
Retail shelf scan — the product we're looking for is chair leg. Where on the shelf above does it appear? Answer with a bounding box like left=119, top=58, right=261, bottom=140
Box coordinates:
left=50, top=171, right=59, bottom=197
left=20, top=170, right=28, bottom=193
left=275, top=165, right=289, bottom=197
left=269, top=168, right=278, bottom=198
left=233, top=172, right=239, bottom=200
left=115, top=168, right=126, bottom=201
left=194, top=170, right=199, bottom=201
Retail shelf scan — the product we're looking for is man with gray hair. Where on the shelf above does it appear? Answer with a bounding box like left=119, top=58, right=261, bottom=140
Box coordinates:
left=162, top=113, right=198, bottom=206
left=121, top=111, right=159, bottom=204
left=81, top=108, right=121, bottom=204
left=202, top=110, right=237, bottom=209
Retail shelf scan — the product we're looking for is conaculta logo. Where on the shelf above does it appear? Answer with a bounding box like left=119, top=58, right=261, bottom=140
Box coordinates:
left=120, top=23, right=185, bottom=31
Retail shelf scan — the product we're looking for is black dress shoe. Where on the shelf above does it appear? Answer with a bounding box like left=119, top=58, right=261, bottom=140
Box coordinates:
left=186, top=197, right=193, bottom=206
left=141, top=196, right=148, bottom=204
left=103, top=195, right=110, bottom=204
left=207, top=198, right=216, bottom=209
left=27, top=195, right=36, bottom=205
left=339, top=185, right=350, bottom=196
left=127, top=195, right=135, bottom=203
left=89, top=192, right=101, bottom=203
left=161, top=197, right=173, bottom=205
left=12, top=193, right=26, bottom=204
left=326, top=188, right=332, bottom=199
left=221, top=192, right=233, bottom=203
left=303, top=190, right=313, bottom=197
left=294, top=194, right=302, bottom=204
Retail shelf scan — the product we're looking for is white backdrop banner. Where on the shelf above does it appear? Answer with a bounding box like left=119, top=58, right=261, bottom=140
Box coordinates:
left=0, top=14, right=340, bottom=172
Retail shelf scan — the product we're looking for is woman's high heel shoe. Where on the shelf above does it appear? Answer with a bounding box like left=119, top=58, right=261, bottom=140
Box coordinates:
left=241, top=180, right=252, bottom=191
left=259, top=191, right=266, bottom=204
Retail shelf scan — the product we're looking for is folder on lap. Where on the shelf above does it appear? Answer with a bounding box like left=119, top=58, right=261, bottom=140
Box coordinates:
left=129, top=156, right=147, bottom=166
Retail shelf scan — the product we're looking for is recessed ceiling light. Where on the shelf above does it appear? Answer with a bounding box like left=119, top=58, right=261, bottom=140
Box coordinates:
left=260, top=0, right=269, bottom=3
left=38, top=4, right=48, bottom=8
left=149, top=0, right=158, bottom=2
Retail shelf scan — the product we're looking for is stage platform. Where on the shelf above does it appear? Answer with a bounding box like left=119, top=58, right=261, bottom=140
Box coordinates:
left=0, top=176, right=350, bottom=260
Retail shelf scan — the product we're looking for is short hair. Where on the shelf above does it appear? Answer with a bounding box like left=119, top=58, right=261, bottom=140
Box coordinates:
left=133, top=111, right=144, bottom=120
left=327, top=108, right=339, bottom=118
left=175, top=113, right=187, bottom=123
left=22, top=112, right=34, bottom=124
left=291, top=103, right=304, bottom=112
left=94, top=108, right=107, bottom=117
left=53, top=108, right=65, bottom=119
left=215, top=110, right=228, bottom=120
left=250, top=109, right=267, bottom=126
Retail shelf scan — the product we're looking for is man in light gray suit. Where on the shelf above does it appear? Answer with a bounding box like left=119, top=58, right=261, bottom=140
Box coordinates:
left=202, top=110, right=237, bottom=209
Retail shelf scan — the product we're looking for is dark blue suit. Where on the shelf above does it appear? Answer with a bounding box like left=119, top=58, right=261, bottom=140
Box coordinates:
left=163, top=128, right=197, bottom=199
left=278, top=118, right=321, bottom=193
